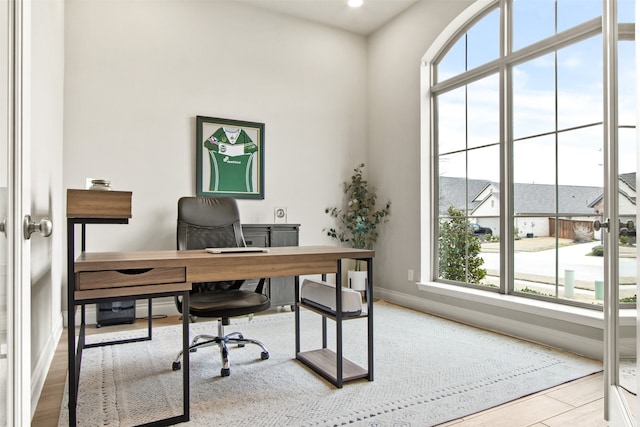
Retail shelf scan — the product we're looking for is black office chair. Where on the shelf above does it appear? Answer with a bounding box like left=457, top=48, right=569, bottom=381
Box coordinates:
left=171, top=196, right=270, bottom=377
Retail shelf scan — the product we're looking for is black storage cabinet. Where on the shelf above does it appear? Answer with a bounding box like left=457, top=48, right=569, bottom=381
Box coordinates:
left=242, top=224, right=300, bottom=308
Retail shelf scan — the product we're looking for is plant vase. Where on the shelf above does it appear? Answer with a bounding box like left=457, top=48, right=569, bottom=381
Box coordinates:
left=348, top=270, right=368, bottom=292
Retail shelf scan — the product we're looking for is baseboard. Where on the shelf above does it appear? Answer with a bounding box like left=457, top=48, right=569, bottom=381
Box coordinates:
left=31, top=313, right=64, bottom=418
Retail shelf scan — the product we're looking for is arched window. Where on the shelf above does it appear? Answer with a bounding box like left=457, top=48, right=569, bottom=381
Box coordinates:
left=421, top=0, right=636, bottom=308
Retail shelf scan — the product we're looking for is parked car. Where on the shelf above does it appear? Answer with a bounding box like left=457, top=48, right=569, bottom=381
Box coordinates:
left=469, top=223, right=492, bottom=235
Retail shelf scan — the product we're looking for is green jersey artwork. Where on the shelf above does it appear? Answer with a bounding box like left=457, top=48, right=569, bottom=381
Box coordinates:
left=203, top=127, right=259, bottom=193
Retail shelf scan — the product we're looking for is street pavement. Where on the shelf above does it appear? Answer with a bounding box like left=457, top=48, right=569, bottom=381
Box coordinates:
left=480, top=237, right=636, bottom=299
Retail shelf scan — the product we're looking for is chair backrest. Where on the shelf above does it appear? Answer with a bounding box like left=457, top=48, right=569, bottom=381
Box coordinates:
left=177, top=196, right=246, bottom=292
left=177, top=196, right=246, bottom=250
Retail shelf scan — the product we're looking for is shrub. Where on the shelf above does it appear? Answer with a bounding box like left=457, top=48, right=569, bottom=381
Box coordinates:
left=438, top=206, right=486, bottom=284
left=573, top=224, right=594, bottom=243
left=591, top=245, right=604, bottom=256
left=520, top=287, right=553, bottom=297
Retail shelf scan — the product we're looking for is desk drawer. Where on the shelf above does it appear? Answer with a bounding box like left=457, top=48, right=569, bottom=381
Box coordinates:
left=77, top=267, right=186, bottom=290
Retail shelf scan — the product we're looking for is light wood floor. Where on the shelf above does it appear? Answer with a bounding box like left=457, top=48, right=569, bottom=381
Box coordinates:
left=32, top=315, right=618, bottom=427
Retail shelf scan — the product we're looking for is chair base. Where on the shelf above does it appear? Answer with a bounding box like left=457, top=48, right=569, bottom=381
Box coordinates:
left=172, top=320, right=269, bottom=377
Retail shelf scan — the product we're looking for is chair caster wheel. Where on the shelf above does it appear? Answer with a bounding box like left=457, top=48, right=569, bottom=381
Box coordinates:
left=221, top=368, right=231, bottom=377
left=238, top=343, right=245, bottom=348
left=172, top=361, right=181, bottom=371
left=261, top=351, right=269, bottom=360
left=189, top=348, right=197, bottom=353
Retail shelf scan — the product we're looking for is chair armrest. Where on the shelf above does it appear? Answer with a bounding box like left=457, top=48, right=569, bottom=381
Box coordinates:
left=174, top=295, right=184, bottom=314
left=255, top=278, right=266, bottom=294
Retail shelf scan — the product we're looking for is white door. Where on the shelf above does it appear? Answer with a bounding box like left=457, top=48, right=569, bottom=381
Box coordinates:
left=604, top=1, right=638, bottom=425
left=0, top=0, right=57, bottom=423
left=0, top=0, right=32, bottom=424
left=0, top=0, right=9, bottom=423
left=1, top=0, right=27, bottom=424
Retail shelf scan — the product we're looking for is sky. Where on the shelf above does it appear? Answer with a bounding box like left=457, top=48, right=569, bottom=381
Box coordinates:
left=436, top=0, right=636, bottom=188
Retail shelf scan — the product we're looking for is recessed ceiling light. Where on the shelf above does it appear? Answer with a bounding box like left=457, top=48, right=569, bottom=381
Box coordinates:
left=348, top=0, right=364, bottom=8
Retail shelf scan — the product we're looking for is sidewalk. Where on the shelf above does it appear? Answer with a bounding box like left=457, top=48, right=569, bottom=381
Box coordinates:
left=482, top=236, right=636, bottom=257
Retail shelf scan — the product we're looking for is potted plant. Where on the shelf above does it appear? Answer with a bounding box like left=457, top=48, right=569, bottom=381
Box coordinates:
left=325, top=163, right=391, bottom=291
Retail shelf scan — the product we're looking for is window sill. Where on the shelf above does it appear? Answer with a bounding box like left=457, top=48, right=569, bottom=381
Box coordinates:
left=416, top=281, right=636, bottom=328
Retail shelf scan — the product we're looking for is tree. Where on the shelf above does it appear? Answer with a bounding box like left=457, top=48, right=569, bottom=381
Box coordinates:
left=438, top=206, right=487, bottom=283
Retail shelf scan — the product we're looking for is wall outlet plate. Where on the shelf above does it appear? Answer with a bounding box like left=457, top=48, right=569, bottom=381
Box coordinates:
left=274, top=207, right=287, bottom=223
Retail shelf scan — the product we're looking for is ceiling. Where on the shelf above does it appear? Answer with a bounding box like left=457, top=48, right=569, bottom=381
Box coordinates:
left=234, top=0, right=421, bottom=35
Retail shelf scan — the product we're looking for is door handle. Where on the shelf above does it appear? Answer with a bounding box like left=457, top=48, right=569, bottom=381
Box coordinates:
left=593, top=219, right=635, bottom=234
left=620, top=220, right=635, bottom=236
left=23, top=214, right=53, bottom=239
left=593, top=219, right=609, bottom=232
left=0, top=218, right=5, bottom=237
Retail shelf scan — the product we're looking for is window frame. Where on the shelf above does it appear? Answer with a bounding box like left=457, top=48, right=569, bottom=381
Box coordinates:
left=422, top=0, right=634, bottom=310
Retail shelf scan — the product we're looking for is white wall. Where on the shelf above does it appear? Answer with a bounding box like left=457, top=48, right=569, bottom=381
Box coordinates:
left=63, top=0, right=368, bottom=256
left=367, top=0, right=473, bottom=294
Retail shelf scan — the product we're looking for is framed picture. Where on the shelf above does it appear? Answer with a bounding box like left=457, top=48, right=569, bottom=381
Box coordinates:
left=196, top=116, right=265, bottom=199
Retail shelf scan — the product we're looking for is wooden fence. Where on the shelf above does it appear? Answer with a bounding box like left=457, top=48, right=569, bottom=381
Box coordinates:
left=549, top=218, right=594, bottom=240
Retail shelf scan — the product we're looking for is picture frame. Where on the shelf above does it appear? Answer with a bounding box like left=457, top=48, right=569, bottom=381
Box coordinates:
left=196, top=116, right=265, bottom=199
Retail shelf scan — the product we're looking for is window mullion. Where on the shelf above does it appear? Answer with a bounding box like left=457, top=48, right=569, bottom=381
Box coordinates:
left=500, top=0, right=513, bottom=295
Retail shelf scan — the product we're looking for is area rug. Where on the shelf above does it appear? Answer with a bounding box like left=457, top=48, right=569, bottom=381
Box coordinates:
left=58, top=301, right=602, bottom=426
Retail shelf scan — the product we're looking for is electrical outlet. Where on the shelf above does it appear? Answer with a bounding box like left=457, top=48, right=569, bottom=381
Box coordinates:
left=274, top=207, right=287, bottom=223
left=408, top=269, right=414, bottom=281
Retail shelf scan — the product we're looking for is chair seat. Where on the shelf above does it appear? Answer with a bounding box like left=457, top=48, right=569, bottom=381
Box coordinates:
left=189, top=289, right=270, bottom=319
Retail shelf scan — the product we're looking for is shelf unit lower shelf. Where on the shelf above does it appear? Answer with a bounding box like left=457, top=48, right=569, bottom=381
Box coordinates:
left=296, top=301, right=371, bottom=388
left=296, top=348, right=369, bottom=383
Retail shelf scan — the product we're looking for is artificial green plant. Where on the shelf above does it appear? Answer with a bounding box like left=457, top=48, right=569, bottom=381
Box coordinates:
left=325, top=163, right=391, bottom=269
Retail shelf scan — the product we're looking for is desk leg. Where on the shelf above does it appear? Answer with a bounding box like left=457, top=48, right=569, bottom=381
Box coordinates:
left=148, top=298, right=153, bottom=339
left=367, top=258, right=374, bottom=381
left=69, top=292, right=190, bottom=427
left=335, top=260, right=343, bottom=388
left=67, top=219, right=78, bottom=426
left=136, top=291, right=190, bottom=427
left=182, top=290, right=190, bottom=422
left=321, top=274, right=327, bottom=349
left=294, top=276, right=300, bottom=354
left=68, top=305, right=77, bottom=426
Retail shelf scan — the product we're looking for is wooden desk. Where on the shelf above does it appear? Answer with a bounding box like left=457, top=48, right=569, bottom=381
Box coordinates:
left=69, top=245, right=374, bottom=425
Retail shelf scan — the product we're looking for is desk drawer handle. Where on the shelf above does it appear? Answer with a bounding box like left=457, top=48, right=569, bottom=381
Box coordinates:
left=116, top=268, right=153, bottom=275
